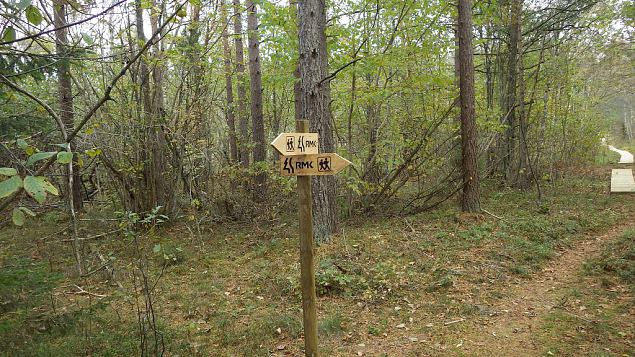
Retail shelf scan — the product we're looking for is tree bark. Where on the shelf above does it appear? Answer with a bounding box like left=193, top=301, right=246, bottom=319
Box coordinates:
left=504, top=0, right=522, bottom=185
left=298, top=0, right=338, bottom=242
left=149, top=0, right=169, bottom=211
left=458, top=0, right=481, bottom=212
left=232, top=0, right=250, bottom=167
left=246, top=0, right=267, bottom=197
left=54, top=0, right=82, bottom=212
left=222, top=0, right=239, bottom=163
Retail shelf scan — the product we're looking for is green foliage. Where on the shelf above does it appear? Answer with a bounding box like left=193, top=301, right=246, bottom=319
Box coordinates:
left=0, top=175, right=22, bottom=198
left=22, top=175, right=58, bottom=204
left=26, top=151, right=56, bottom=166
left=11, top=207, right=25, bottom=226
left=153, top=241, right=187, bottom=266
left=316, top=259, right=367, bottom=296
left=25, top=5, right=43, bottom=26
left=0, top=167, right=17, bottom=176
left=583, top=229, right=635, bottom=289
left=2, top=27, right=16, bottom=42
left=56, top=151, right=73, bottom=164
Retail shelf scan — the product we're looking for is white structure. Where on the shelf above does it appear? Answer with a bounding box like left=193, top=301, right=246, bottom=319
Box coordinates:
left=607, top=145, right=634, bottom=164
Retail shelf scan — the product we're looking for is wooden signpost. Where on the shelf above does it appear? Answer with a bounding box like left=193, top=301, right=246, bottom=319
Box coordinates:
left=271, top=132, right=319, bottom=155
left=271, top=120, right=351, bottom=357
left=279, top=153, right=351, bottom=176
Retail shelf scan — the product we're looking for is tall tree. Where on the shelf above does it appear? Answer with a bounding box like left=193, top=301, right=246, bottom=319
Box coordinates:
left=457, top=0, right=481, bottom=212
left=149, top=0, right=169, bottom=210
left=503, top=0, right=522, bottom=185
left=298, top=0, right=337, bottom=241
left=222, top=1, right=239, bottom=163
left=246, top=0, right=267, bottom=195
left=53, top=0, right=82, bottom=211
left=233, top=0, right=250, bottom=167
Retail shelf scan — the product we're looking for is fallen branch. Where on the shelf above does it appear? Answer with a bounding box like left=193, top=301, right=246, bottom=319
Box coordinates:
left=70, top=284, right=108, bottom=298
left=60, top=229, right=122, bottom=242
left=482, top=208, right=510, bottom=224
left=444, top=318, right=465, bottom=326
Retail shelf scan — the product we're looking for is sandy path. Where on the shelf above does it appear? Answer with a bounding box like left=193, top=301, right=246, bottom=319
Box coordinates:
left=454, top=223, right=635, bottom=356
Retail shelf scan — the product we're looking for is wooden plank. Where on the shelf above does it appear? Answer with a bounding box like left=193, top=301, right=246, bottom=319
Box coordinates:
left=279, top=153, right=351, bottom=176
left=296, top=120, right=318, bottom=357
left=611, top=169, right=635, bottom=193
left=271, top=132, right=319, bottom=156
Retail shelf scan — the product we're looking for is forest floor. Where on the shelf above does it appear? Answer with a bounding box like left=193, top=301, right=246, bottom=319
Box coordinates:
left=1, top=164, right=634, bottom=356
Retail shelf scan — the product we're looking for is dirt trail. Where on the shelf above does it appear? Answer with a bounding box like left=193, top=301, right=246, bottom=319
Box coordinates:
left=453, top=223, right=635, bottom=356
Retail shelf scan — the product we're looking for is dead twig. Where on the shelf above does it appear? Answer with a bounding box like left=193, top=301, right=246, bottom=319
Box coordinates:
left=70, top=284, right=108, bottom=298
left=482, top=208, right=510, bottom=224
left=444, top=318, right=465, bottom=326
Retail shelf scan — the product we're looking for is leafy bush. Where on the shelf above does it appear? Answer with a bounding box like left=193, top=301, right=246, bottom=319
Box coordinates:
left=315, top=259, right=367, bottom=296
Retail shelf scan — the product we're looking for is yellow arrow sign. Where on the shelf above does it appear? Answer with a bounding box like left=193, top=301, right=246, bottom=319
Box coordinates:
left=280, top=153, right=351, bottom=176
left=271, top=133, right=319, bottom=156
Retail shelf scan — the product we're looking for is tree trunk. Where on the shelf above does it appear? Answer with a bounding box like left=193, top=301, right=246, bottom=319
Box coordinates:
left=297, top=0, right=337, bottom=242
left=149, top=0, right=169, bottom=211
left=504, top=0, right=522, bottom=185
left=54, top=0, right=82, bottom=212
left=246, top=0, right=267, bottom=197
left=135, top=0, right=155, bottom=212
left=232, top=0, right=250, bottom=167
left=517, top=24, right=530, bottom=189
left=458, top=0, right=481, bottom=212
left=222, top=0, right=239, bottom=163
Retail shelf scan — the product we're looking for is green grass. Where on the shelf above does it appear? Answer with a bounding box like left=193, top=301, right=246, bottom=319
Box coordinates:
left=583, top=228, right=635, bottom=290
left=536, top=228, right=635, bottom=356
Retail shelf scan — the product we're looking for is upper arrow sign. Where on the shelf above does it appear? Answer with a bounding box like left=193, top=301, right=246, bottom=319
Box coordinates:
left=280, top=153, right=352, bottom=176
left=271, top=133, right=319, bottom=156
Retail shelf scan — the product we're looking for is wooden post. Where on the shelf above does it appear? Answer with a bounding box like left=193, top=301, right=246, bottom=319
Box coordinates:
left=296, top=119, right=318, bottom=356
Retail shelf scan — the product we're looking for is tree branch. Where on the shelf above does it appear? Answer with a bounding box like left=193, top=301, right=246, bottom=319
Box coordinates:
left=0, top=0, right=128, bottom=46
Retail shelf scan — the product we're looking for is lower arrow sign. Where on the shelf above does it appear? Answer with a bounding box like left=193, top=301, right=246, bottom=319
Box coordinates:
left=280, top=153, right=352, bottom=176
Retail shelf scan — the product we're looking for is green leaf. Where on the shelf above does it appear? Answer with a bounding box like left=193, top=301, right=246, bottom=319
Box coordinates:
left=176, top=8, right=187, bottom=18
left=52, top=143, right=70, bottom=150
left=23, top=176, right=46, bottom=204
left=25, top=5, right=43, bottom=26
left=37, top=177, right=59, bottom=196
left=85, top=148, right=102, bottom=158
left=140, top=0, right=152, bottom=9
left=0, top=176, right=23, bottom=199
left=19, top=206, right=37, bottom=216
left=26, top=151, right=56, bottom=166
left=12, top=208, right=25, bottom=226
left=81, top=33, right=94, bottom=45
left=0, top=168, right=18, bottom=176
left=16, top=138, right=28, bottom=149
left=57, top=151, right=73, bottom=164
left=2, top=27, right=16, bottom=43
left=153, top=244, right=162, bottom=253
left=188, top=0, right=202, bottom=6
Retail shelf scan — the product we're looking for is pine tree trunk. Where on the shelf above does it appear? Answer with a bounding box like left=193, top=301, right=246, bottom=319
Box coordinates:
left=233, top=0, right=250, bottom=167
left=246, top=0, right=267, bottom=197
left=54, top=0, right=82, bottom=212
left=458, top=0, right=481, bottom=212
left=222, top=0, right=239, bottom=163
left=297, top=0, right=337, bottom=242
left=504, top=0, right=522, bottom=185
